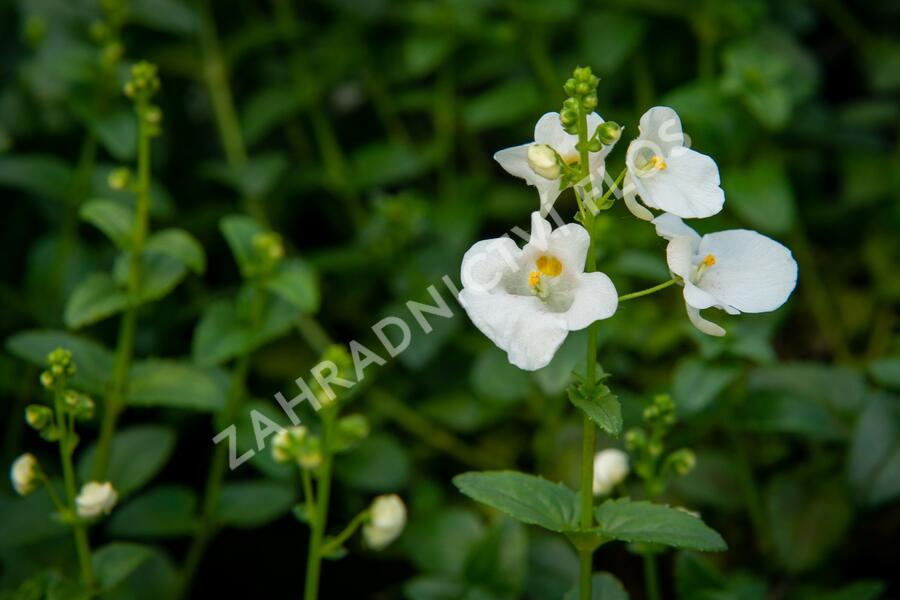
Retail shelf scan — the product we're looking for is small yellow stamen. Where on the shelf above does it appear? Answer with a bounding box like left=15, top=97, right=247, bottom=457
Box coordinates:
left=563, top=154, right=581, bottom=166
left=529, top=271, right=541, bottom=288
left=648, top=155, right=667, bottom=171
left=536, top=255, right=563, bottom=277
left=702, top=254, right=716, bottom=267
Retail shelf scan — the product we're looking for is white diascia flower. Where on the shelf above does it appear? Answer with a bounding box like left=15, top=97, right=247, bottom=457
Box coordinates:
left=654, top=213, right=798, bottom=336
left=593, top=448, right=629, bottom=495
left=459, top=212, right=618, bottom=371
left=10, top=453, right=39, bottom=496
left=76, top=481, right=118, bottom=518
left=494, top=112, right=617, bottom=216
left=364, top=494, right=406, bottom=550
left=623, top=106, right=724, bottom=221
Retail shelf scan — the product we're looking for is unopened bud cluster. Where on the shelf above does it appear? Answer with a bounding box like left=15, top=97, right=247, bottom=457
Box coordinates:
left=41, top=348, right=76, bottom=390
left=272, top=426, right=323, bottom=469
left=625, top=394, right=696, bottom=497
left=560, top=66, right=600, bottom=135
left=124, top=62, right=163, bottom=135
left=252, top=232, right=285, bottom=275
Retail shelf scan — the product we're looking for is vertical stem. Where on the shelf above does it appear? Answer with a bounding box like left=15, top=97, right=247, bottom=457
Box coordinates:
left=91, top=98, right=153, bottom=481
left=54, top=388, right=95, bottom=588
left=577, top=100, right=598, bottom=600
left=304, top=408, right=335, bottom=600
left=643, top=553, right=661, bottom=600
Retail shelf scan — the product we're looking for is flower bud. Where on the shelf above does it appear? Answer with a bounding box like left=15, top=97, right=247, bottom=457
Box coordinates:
left=76, top=481, right=118, bottom=518
left=64, top=392, right=95, bottom=421
left=573, top=66, right=593, bottom=83
left=10, top=453, right=40, bottom=496
left=592, top=448, right=629, bottom=495
left=334, top=414, right=370, bottom=452
left=581, top=93, right=598, bottom=111
left=363, top=494, right=407, bottom=550
left=271, top=426, right=323, bottom=470
left=624, top=428, right=646, bottom=451
left=527, top=144, right=561, bottom=180
left=595, top=121, right=621, bottom=145
left=563, top=78, right=577, bottom=97
left=107, top=167, right=131, bottom=190
left=668, top=448, right=696, bottom=476
left=25, top=404, right=53, bottom=431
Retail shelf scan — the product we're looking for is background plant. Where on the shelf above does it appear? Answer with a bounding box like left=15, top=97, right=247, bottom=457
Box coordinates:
left=1, top=0, right=898, bottom=598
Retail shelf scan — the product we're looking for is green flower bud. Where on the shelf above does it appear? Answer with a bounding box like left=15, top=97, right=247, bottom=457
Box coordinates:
left=595, top=121, right=621, bottom=145
left=25, top=405, right=53, bottom=431
left=624, top=428, right=646, bottom=451
left=527, top=144, right=562, bottom=180
left=581, top=93, right=598, bottom=111
left=125, top=61, right=160, bottom=100
left=64, top=392, right=95, bottom=421
left=107, top=167, right=131, bottom=190
left=575, top=81, right=590, bottom=95
left=253, top=232, right=284, bottom=266
left=668, top=448, right=696, bottom=476
left=573, top=66, right=593, bottom=83
left=39, top=371, right=54, bottom=389
left=337, top=414, right=369, bottom=442
left=647, top=440, right=663, bottom=458
left=563, top=78, right=577, bottom=97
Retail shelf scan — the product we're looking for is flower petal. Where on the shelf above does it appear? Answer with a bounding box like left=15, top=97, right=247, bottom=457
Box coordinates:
left=622, top=173, right=654, bottom=221
left=459, top=289, right=569, bottom=371
left=665, top=235, right=698, bottom=281
left=638, top=106, right=684, bottom=155
left=638, top=149, right=724, bottom=219
left=686, top=304, right=726, bottom=336
left=494, top=143, right=535, bottom=182
left=653, top=213, right=700, bottom=242
left=534, top=112, right=578, bottom=156
left=564, top=271, right=618, bottom=330
left=536, top=178, right=564, bottom=216
left=460, top=237, right=521, bottom=293
left=696, top=230, right=798, bottom=313
left=683, top=280, right=719, bottom=310
left=548, top=223, right=590, bottom=276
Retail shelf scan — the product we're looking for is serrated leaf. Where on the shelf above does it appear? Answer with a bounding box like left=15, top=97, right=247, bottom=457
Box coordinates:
left=593, top=499, right=726, bottom=551
left=127, top=359, right=224, bottom=411
left=144, top=228, right=206, bottom=274
left=6, top=329, right=114, bottom=395
left=64, top=272, right=128, bottom=328
left=92, top=542, right=154, bottom=590
left=79, top=199, right=135, bottom=249
left=568, top=383, right=622, bottom=437
left=453, top=471, right=579, bottom=532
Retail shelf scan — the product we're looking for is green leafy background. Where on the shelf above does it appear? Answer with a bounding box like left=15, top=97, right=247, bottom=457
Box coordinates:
left=0, top=0, right=898, bottom=598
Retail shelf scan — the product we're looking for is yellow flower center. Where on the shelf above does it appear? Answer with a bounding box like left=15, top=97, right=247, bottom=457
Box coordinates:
left=702, top=254, right=716, bottom=267
left=647, top=155, right=667, bottom=171
left=694, top=253, right=716, bottom=282
left=536, top=255, right=563, bottom=277
left=528, top=271, right=541, bottom=287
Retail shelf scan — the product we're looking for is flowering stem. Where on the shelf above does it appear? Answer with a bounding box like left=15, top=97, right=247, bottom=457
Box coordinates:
left=618, top=278, right=677, bottom=302
left=54, top=387, right=95, bottom=589
left=92, top=95, right=154, bottom=481
left=304, top=407, right=336, bottom=600
left=577, top=100, right=598, bottom=600
left=643, top=553, right=661, bottom=600
left=319, top=508, right=370, bottom=556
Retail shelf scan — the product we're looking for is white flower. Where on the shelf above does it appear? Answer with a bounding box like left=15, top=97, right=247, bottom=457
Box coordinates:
left=364, top=494, right=406, bottom=550
left=494, top=112, right=617, bottom=216
left=10, top=453, right=39, bottom=496
left=76, top=481, right=118, bottom=518
left=623, top=106, right=724, bottom=221
left=654, top=213, right=798, bottom=336
left=593, top=448, right=629, bottom=495
left=459, top=212, right=618, bottom=371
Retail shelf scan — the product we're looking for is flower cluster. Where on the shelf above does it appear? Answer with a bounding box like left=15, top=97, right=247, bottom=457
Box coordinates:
left=459, top=67, right=798, bottom=370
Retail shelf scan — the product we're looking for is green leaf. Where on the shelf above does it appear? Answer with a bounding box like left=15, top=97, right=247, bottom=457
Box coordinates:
left=92, top=542, right=153, bottom=590
left=568, top=382, right=622, bottom=437
left=6, top=329, right=114, bottom=395
left=0, top=154, right=73, bottom=199
left=464, top=79, right=539, bottom=131
left=113, top=252, right=189, bottom=304
left=205, top=153, right=287, bottom=199
left=0, top=491, right=67, bottom=550
left=144, top=228, right=206, bottom=274
left=748, top=363, right=865, bottom=414
left=241, top=86, right=309, bottom=146
left=848, top=392, right=900, bottom=506
left=735, top=392, right=846, bottom=440
left=335, top=433, right=412, bottom=492
left=564, top=572, right=629, bottom=600
left=722, top=159, right=796, bottom=234
left=217, top=480, right=295, bottom=528
left=579, top=10, right=645, bottom=74
left=126, top=359, right=224, bottom=411
left=672, top=359, right=739, bottom=416
left=91, top=111, right=137, bottom=161
left=471, top=347, right=530, bottom=403
left=79, top=199, right=135, bottom=249
left=593, top=499, right=727, bottom=551
left=350, top=141, right=433, bottom=189
left=766, top=474, right=851, bottom=572
left=78, top=426, right=176, bottom=496
left=402, top=508, right=485, bottom=577
left=219, top=214, right=265, bottom=277
left=265, top=258, right=320, bottom=313
left=107, top=486, right=197, bottom=538
left=64, top=272, right=128, bottom=328
left=453, top=471, right=579, bottom=533
left=463, top=519, right=528, bottom=598
left=870, top=357, right=900, bottom=390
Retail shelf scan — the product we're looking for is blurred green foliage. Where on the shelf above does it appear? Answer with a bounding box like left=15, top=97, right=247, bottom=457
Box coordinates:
left=0, top=0, right=898, bottom=598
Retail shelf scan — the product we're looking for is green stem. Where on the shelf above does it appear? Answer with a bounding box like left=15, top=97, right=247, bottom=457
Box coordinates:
left=577, top=101, right=598, bottom=600
left=91, top=99, right=153, bottom=481
left=319, top=508, right=369, bottom=556
left=304, top=408, right=336, bottom=600
left=197, top=0, right=266, bottom=224
left=54, top=387, right=95, bottom=589
left=176, top=353, right=251, bottom=599
left=643, top=553, right=661, bottom=600
left=618, top=278, right=677, bottom=302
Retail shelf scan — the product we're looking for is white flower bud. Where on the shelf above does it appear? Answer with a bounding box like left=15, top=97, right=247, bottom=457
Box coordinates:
left=271, top=428, right=295, bottom=463
left=363, top=494, right=406, bottom=550
left=10, top=453, right=39, bottom=496
left=76, top=481, right=118, bottom=518
left=527, top=144, right=561, bottom=180
left=592, top=448, right=629, bottom=495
